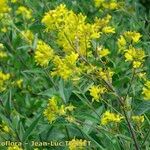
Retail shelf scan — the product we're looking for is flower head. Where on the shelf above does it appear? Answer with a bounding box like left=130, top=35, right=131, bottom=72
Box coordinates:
left=34, top=40, right=54, bottom=67
left=89, top=85, right=106, bottom=102
left=101, top=111, right=124, bottom=125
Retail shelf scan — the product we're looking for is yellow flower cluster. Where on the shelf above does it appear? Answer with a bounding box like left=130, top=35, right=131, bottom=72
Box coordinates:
left=16, top=6, right=32, bottom=20
left=43, top=97, right=75, bottom=123
left=0, top=71, right=10, bottom=92
left=102, top=26, right=115, bottom=34
left=142, top=80, right=150, bottom=100
left=101, top=111, right=124, bottom=125
left=0, top=0, right=10, bottom=13
left=132, top=115, right=144, bottom=125
left=16, top=79, right=23, bottom=89
left=0, top=122, right=10, bottom=133
left=117, top=31, right=145, bottom=68
left=94, top=0, right=120, bottom=10
left=124, top=31, right=142, bottom=43
left=34, top=40, right=54, bottom=67
left=0, top=43, right=7, bottom=58
left=7, top=145, right=22, bottom=150
left=0, top=0, right=12, bottom=33
left=124, top=46, right=145, bottom=68
left=42, top=4, right=114, bottom=56
left=68, top=138, right=87, bottom=150
left=98, top=67, right=114, bottom=82
left=89, top=85, right=106, bottom=102
left=117, top=31, right=142, bottom=51
left=11, top=0, right=18, bottom=3
left=98, top=47, right=110, bottom=58
left=51, top=52, right=79, bottom=80
left=0, top=51, right=7, bottom=58
left=21, top=30, right=34, bottom=44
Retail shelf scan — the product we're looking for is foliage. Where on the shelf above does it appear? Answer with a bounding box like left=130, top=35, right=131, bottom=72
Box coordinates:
left=0, top=0, right=150, bottom=150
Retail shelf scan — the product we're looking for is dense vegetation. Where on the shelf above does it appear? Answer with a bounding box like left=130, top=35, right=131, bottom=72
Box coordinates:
left=0, top=0, right=150, bottom=150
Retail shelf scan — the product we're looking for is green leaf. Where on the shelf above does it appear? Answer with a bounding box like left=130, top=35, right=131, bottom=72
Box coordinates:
left=22, top=115, right=42, bottom=142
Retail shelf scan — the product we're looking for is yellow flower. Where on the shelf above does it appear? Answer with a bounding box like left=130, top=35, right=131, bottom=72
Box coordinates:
left=94, top=0, right=105, bottom=8
left=43, top=97, right=59, bottom=123
left=138, top=72, right=146, bottom=80
left=34, top=40, right=54, bottom=67
left=16, top=6, right=32, bottom=20
left=133, top=61, right=142, bottom=68
left=42, top=4, right=101, bottom=56
left=94, top=14, right=112, bottom=29
left=65, top=104, right=76, bottom=112
left=64, top=52, right=79, bottom=66
left=16, top=79, right=23, bottom=89
left=0, top=122, right=10, bottom=133
left=66, top=116, right=76, bottom=124
left=0, top=0, right=10, bottom=13
left=11, top=0, right=18, bottom=3
left=7, top=145, right=22, bottom=150
left=142, top=81, right=150, bottom=100
left=98, top=48, right=110, bottom=57
left=98, top=67, right=114, bottom=82
left=89, top=85, right=106, bottom=102
left=0, top=71, right=10, bottom=92
left=124, top=31, right=142, bottom=43
left=0, top=51, right=7, bottom=58
left=21, top=30, right=34, bottom=43
left=124, top=46, right=145, bottom=68
left=42, top=4, right=68, bottom=31
left=102, top=26, right=115, bottom=34
left=103, top=2, right=119, bottom=10
left=94, top=0, right=119, bottom=10
left=101, top=111, right=124, bottom=125
left=1, top=27, right=7, bottom=32
left=51, top=52, right=79, bottom=80
left=43, top=97, right=75, bottom=123
left=0, top=43, right=4, bottom=49
left=117, top=35, right=126, bottom=52
left=68, top=138, right=87, bottom=150
left=132, top=115, right=144, bottom=125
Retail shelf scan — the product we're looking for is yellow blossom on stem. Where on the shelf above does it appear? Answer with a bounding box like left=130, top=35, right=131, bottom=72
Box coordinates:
left=94, top=14, right=112, bottom=30
left=68, top=138, right=87, bottom=150
left=0, top=51, right=7, bottom=58
left=34, top=40, right=54, bottom=67
left=124, top=46, right=145, bottom=68
left=142, top=80, right=150, bottom=100
left=98, top=67, right=114, bottom=82
left=0, top=122, right=10, bottom=133
left=124, top=31, right=142, bottom=43
left=42, top=4, right=101, bottom=56
left=16, top=6, right=32, bottom=20
left=21, top=30, right=34, bottom=43
left=7, top=145, right=23, bottom=150
left=16, top=79, right=23, bottom=89
left=43, top=97, right=59, bottom=123
left=0, top=71, right=10, bottom=92
left=133, top=61, right=142, bottom=68
left=51, top=52, right=79, bottom=80
left=43, top=97, right=75, bottom=123
left=11, top=0, right=18, bottom=3
left=0, top=0, right=11, bottom=13
left=102, top=26, right=115, bottom=34
left=132, top=115, right=144, bottom=125
left=89, top=85, right=106, bottom=102
left=98, top=48, right=110, bottom=57
left=0, top=43, right=7, bottom=58
left=94, top=0, right=120, bottom=10
left=101, top=111, right=124, bottom=125
left=117, top=35, right=126, bottom=52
